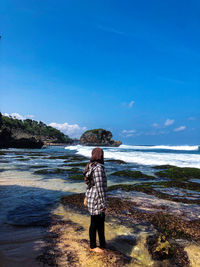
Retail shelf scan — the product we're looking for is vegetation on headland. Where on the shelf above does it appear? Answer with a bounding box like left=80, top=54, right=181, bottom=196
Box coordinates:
left=0, top=112, right=72, bottom=144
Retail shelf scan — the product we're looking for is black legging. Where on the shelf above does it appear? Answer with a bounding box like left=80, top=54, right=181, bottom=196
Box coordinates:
left=89, top=212, right=106, bottom=249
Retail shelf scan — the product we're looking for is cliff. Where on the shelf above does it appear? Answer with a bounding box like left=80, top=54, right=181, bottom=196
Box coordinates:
left=80, top=128, right=122, bottom=147
left=0, top=113, right=73, bottom=149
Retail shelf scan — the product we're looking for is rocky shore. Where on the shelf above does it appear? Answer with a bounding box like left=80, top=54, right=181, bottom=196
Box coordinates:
left=36, top=166, right=200, bottom=267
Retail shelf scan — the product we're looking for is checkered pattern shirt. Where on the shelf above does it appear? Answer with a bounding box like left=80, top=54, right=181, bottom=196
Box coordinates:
left=85, top=163, right=107, bottom=215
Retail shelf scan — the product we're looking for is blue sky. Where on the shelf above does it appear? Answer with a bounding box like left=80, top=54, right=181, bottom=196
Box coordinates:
left=1, top=0, right=200, bottom=144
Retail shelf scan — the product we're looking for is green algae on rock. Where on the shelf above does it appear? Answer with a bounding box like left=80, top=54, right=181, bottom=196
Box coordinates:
left=110, top=170, right=155, bottom=179
left=68, top=162, right=87, bottom=167
left=107, top=183, right=200, bottom=204
left=29, top=165, right=48, bottom=169
left=152, top=164, right=176, bottom=169
left=105, top=159, right=127, bottom=164
left=68, top=174, right=84, bottom=181
left=155, top=166, right=200, bottom=180
left=147, top=234, right=190, bottom=266
left=17, top=158, right=30, bottom=161
left=34, top=167, right=82, bottom=175
left=34, top=168, right=68, bottom=175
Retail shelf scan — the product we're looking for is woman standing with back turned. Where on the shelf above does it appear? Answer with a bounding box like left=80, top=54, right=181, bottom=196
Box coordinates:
left=84, top=147, right=107, bottom=253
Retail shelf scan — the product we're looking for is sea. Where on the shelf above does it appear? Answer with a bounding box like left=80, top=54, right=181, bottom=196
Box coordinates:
left=0, top=144, right=200, bottom=225
left=0, top=144, right=200, bottom=265
left=66, top=144, right=200, bottom=168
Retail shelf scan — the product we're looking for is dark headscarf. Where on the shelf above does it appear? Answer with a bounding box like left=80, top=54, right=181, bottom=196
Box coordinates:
left=90, top=147, right=104, bottom=164
left=84, top=148, right=104, bottom=186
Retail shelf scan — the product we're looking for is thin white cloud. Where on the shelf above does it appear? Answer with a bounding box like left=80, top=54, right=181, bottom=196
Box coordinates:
left=49, top=122, right=87, bottom=139
left=129, top=101, right=135, bottom=108
left=122, top=129, right=136, bottom=134
left=188, top=117, right=196, bottom=121
left=152, top=123, right=159, bottom=128
left=122, top=100, right=135, bottom=109
left=157, top=75, right=185, bottom=84
left=164, top=119, right=175, bottom=126
left=174, top=126, right=186, bottom=132
left=97, top=25, right=125, bottom=36
left=3, top=112, right=35, bottom=120
left=121, top=129, right=136, bottom=137
left=26, top=115, right=35, bottom=119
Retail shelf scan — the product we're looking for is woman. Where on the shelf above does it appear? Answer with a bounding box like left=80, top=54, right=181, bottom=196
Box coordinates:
left=84, top=147, right=107, bottom=253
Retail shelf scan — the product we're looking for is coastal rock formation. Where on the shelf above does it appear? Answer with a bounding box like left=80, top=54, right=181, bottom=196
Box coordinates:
left=80, top=129, right=122, bottom=147
left=0, top=112, right=73, bottom=148
left=0, top=127, right=44, bottom=149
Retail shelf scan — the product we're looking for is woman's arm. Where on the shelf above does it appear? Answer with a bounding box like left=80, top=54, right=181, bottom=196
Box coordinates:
left=93, top=165, right=107, bottom=210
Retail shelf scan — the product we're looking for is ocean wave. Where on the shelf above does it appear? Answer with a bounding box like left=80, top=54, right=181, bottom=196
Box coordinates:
left=120, top=144, right=199, bottom=151
left=65, top=145, right=200, bottom=168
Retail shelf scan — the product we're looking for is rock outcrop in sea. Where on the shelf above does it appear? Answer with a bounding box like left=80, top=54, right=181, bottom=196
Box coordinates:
left=80, top=128, right=122, bottom=147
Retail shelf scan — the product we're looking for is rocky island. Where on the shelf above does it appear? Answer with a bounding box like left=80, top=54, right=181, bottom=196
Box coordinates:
left=0, top=113, right=73, bottom=149
left=80, top=128, right=122, bottom=147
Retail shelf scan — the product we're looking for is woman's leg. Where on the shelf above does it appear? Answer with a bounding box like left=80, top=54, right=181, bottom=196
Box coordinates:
left=89, top=215, right=97, bottom=249
left=97, top=212, right=106, bottom=248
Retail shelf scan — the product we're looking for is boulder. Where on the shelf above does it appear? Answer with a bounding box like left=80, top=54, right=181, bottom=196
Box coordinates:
left=80, top=129, right=122, bottom=147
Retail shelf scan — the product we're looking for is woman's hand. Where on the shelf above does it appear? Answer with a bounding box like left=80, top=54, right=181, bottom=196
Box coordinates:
left=84, top=197, right=87, bottom=207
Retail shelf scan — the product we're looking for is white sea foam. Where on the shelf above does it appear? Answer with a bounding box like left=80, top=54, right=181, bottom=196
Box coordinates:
left=65, top=145, right=200, bottom=168
left=120, top=144, right=199, bottom=151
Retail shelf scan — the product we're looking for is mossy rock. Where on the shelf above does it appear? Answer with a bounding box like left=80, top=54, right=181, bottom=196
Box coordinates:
left=107, top=182, right=200, bottom=204
left=29, top=165, right=48, bottom=169
left=152, top=165, right=176, bottom=169
left=0, top=151, right=6, bottom=155
left=150, top=180, right=200, bottom=192
left=34, top=168, right=68, bottom=175
left=48, top=155, right=70, bottom=160
left=68, top=174, right=84, bottom=181
left=147, top=234, right=173, bottom=260
left=108, top=184, right=137, bottom=192
left=0, top=159, right=9, bottom=163
left=70, top=155, right=88, bottom=161
left=27, top=153, right=47, bottom=157
left=68, top=167, right=83, bottom=174
left=64, top=155, right=88, bottom=162
left=110, top=170, right=155, bottom=179
left=68, top=162, right=87, bottom=167
left=105, top=159, right=127, bottom=164
left=156, top=166, right=200, bottom=180
left=147, top=234, right=190, bottom=266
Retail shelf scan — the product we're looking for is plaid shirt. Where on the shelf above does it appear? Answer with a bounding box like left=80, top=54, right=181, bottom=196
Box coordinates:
left=85, top=163, right=107, bottom=215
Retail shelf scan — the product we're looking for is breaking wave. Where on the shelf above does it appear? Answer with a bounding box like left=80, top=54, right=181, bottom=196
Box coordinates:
left=65, top=144, right=200, bottom=168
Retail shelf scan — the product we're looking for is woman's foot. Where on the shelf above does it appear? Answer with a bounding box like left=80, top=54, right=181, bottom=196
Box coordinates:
left=89, top=247, right=104, bottom=253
